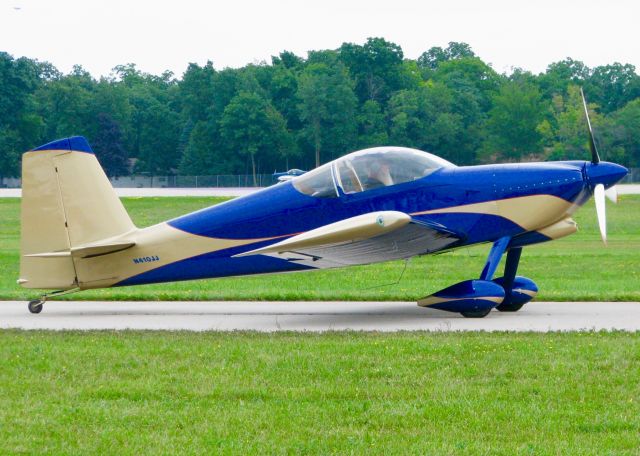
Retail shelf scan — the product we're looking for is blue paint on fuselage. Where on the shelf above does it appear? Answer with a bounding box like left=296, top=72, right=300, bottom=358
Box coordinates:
left=120, top=160, right=605, bottom=287
left=168, top=161, right=586, bottom=241
left=118, top=246, right=314, bottom=286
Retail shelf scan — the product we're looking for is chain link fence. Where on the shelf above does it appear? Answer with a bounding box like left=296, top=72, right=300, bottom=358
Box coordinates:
left=0, top=174, right=279, bottom=188
left=621, top=168, right=640, bottom=183
left=2, top=169, right=639, bottom=188
left=109, top=174, right=278, bottom=188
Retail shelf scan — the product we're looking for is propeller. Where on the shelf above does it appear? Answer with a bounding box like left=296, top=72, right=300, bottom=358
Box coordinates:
left=594, top=183, right=607, bottom=244
left=581, top=88, right=619, bottom=244
left=580, top=87, right=600, bottom=164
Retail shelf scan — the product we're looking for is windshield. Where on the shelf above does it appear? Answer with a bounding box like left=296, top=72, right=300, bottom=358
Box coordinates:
left=335, top=147, right=455, bottom=193
left=292, top=146, right=454, bottom=197
left=291, top=162, right=337, bottom=198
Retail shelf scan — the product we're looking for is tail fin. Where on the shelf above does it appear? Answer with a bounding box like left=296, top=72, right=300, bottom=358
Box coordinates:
left=19, top=136, right=136, bottom=290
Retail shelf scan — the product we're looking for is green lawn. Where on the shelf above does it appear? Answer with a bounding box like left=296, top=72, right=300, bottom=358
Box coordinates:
left=1, top=195, right=639, bottom=302
left=0, top=331, right=638, bottom=454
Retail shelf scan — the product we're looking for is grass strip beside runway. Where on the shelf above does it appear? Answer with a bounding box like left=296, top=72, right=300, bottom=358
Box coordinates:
left=1, top=331, right=639, bottom=454
left=1, top=196, right=639, bottom=301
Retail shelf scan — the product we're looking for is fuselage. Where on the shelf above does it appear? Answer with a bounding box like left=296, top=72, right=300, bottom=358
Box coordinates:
left=111, top=157, right=626, bottom=288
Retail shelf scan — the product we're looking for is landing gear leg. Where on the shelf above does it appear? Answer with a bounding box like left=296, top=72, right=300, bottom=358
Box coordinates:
left=26, top=287, right=80, bottom=314
left=457, top=236, right=510, bottom=318
left=417, top=237, right=512, bottom=318
left=496, top=248, right=526, bottom=312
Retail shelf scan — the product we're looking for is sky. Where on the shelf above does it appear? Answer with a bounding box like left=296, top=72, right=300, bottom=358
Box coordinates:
left=1, top=0, right=638, bottom=79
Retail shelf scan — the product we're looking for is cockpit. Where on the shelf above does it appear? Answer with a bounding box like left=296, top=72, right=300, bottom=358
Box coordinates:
left=292, top=146, right=456, bottom=198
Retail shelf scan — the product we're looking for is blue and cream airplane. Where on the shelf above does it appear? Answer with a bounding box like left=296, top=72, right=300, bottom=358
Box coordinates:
left=19, top=90, right=627, bottom=317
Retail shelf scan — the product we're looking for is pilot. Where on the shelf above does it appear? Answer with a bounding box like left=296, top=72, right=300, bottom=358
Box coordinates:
left=364, top=159, right=393, bottom=189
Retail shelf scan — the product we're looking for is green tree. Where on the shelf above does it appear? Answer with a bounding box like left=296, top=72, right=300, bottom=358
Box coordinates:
left=268, top=62, right=301, bottom=132
left=600, top=98, right=640, bottom=167
left=388, top=84, right=466, bottom=163
left=339, top=37, right=405, bottom=104
left=115, top=65, right=181, bottom=174
left=219, top=92, right=293, bottom=185
left=271, top=51, right=304, bottom=70
left=92, top=112, right=129, bottom=176
left=356, top=100, right=388, bottom=148
left=546, top=85, right=604, bottom=161
left=36, top=65, right=96, bottom=140
left=180, top=61, right=216, bottom=123
left=433, top=56, right=501, bottom=111
left=388, top=89, right=427, bottom=148
left=0, top=128, right=21, bottom=178
left=538, top=58, right=590, bottom=100
left=0, top=53, right=46, bottom=176
left=178, top=120, right=241, bottom=175
left=481, top=81, right=545, bottom=161
left=210, top=68, right=241, bottom=118
left=1, top=42, right=638, bottom=180
left=417, top=41, right=476, bottom=70
left=615, top=98, right=640, bottom=166
left=132, top=93, right=181, bottom=174
left=588, top=63, right=640, bottom=113
left=297, top=62, right=358, bottom=167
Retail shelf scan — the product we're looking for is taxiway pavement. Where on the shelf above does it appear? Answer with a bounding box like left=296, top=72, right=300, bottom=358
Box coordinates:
left=1, top=301, right=638, bottom=332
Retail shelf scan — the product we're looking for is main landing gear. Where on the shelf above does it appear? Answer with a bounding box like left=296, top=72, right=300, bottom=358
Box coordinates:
left=418, top=238, right=538, bottom=318
left=493, top=247, right=539, bottom=312
left=460, top=309, right=492, bottom=318
left=26, top=288, right=80, bottom=314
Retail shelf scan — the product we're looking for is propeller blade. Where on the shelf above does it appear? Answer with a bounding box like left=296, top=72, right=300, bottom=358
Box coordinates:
left=580, top=87, right=600, bottom=164
left=594, top=183, right=607, bottom=244
left=605, top=185, right=618, bottom=204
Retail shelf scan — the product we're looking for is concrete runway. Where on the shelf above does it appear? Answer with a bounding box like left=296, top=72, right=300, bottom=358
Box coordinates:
left=1, top=301, right=639, bottom=332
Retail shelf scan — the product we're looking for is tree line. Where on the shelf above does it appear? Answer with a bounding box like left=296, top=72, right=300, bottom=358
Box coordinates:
left=1, top=39, right=639, bottom=183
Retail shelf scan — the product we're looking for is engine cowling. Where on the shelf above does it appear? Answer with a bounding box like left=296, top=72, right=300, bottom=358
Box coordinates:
left=493, top=276, right=538, bottom=311
left=418, top=279, right=505, bottom=314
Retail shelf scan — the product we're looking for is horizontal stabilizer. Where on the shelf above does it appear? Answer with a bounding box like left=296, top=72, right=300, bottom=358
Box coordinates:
left=72, top=240, right=136, bottom=258
left=24, top=251, right=72, bottom=258
left=25, top=240, right=135, bottom=259
left=235, top=211, right=411, bottom=257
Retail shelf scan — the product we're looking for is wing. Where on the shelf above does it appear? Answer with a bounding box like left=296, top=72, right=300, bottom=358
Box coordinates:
left=234, top=211, right=459, bottom=267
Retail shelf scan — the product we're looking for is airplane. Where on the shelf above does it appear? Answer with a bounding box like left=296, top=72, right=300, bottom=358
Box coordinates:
left=19, top=89, right=628, bottom=317
left=273, top=169, right=306, bottom=182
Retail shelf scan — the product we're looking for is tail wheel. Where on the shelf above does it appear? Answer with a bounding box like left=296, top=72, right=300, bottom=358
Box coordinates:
left=28, top=300, right=44, bottom=314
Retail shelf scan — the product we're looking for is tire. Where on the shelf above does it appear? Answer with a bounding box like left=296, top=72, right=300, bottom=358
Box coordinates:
left=496, top=302, right=525, bottom=312
left=28, top=300, right=43, bottom=314
left=460, top=309, right=491, bottom=318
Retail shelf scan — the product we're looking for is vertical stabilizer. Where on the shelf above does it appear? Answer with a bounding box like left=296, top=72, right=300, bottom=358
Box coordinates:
left=19, top=136, right=136, bottom=289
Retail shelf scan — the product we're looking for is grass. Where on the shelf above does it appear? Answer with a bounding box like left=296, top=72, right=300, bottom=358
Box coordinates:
left=2, top=198, right=639, bottom=454
left=0, top=331, right=639, bottom=454
left=1, top=195, right=639, bottom=302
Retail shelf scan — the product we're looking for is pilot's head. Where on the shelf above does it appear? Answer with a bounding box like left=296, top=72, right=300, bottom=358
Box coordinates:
left=367, top=158, right=393, bottom=186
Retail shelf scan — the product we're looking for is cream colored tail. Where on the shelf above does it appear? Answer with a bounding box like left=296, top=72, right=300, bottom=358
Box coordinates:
left=19, top=137, right=136, bottom=290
